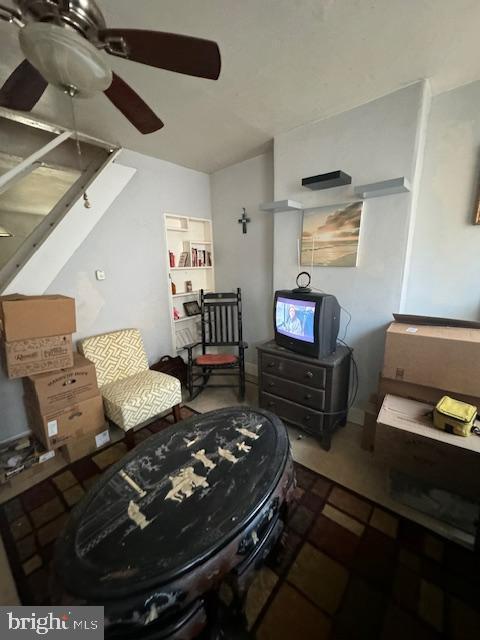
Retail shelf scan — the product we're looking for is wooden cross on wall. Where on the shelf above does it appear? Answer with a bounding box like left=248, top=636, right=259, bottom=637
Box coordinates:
left=238, top=208, right=251, bottom=234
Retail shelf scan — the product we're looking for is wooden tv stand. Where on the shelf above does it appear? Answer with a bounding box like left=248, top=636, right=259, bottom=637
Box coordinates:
left=257, top=340, right=351, bottom=450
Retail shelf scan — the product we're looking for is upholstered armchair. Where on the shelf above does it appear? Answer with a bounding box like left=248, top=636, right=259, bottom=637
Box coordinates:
left=79, top=329, right=182, bottom=447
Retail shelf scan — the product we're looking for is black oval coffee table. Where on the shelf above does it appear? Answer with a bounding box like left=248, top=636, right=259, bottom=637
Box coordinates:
left=53, top=407, right=295, bottom=639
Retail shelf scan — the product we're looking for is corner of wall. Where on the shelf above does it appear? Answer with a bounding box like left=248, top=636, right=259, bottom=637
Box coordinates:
left=399, top=79, right=432, bottom=311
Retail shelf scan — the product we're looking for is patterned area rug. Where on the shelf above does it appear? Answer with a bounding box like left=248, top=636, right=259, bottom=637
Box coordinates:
left=1, top=408, right=479, bottom=639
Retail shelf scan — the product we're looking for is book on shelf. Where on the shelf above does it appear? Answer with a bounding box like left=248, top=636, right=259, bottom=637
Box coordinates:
left=178, top=251, right=190, bottom=267
left=191, top=248, right=213, bottom=267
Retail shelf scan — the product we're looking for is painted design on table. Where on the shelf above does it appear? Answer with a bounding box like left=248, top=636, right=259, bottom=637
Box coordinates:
left=120, top=470, right=146, bottom=497
left=192, top=449, right=216, bottom=470
left=77, top=411, right=266, bottom=556
left=236, top=426, right=260, bottom=440
left=184, top=435, right=201, bottom=448
left=217, top=447, right=239, bottom=464
left=165, top=467, right=209, bottom=503
left=128, top=500, right=155, bottom=529
left=166, top=421, right=264, bottom=501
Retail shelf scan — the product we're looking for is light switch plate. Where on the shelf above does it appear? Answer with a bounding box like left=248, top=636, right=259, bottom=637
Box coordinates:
left=95, top=270, right=106, bottom=281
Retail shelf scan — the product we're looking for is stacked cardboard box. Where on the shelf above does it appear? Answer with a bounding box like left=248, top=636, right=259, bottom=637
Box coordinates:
left=61, top=427, right=111, bottom=464
left=376, top=394, right=480, bottom=501
left=1, top=294, right=109, bottom=463
left=361, top=316, right=480, bottom=451
left=380, top=319, right=480, bottom=404
left=0, top=294, right=76, bottom=378
left=24, top=353, right=107, bottom=453
left=369, top=318, right=480, bottom=542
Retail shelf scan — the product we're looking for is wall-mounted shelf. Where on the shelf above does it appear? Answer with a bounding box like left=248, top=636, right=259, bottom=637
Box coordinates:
left=170, top=266, right=213, bottom=271
left=174, top=315, right=200, bottom=324
left=260, top=199, right=304, bottom=212
left=354, top=177, right=411, bottom=199
left=260, top=176, right=411, bottom=213
left=172, top=289, right=211, bottom=298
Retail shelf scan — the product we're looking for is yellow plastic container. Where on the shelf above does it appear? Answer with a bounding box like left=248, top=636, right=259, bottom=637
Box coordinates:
left=433, top=396, right=477, bottom=437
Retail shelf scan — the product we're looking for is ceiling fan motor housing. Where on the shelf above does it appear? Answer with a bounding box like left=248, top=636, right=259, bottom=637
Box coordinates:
left=15, top=0, right=106, bottom=40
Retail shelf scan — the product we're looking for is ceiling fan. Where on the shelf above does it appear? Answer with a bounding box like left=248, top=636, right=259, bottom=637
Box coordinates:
left=0, top=0, right=221, bottom=134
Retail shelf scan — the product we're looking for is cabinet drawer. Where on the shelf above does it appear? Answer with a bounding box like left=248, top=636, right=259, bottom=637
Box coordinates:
left=260, top=391, right=323, bottom=435
left=261, top=353, right=326, bottom=388
left=262, top=373, right=325, bottom=410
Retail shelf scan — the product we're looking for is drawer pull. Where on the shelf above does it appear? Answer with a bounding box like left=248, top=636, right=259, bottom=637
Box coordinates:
left=305, top=371, right=313, bottom=379
left=304, top=415, right=311, bottom=422
left=268, top=381, right=275, bottom=388
left=268, top=401, right=275, bottom=408
left=304, top=393, right=312, bottom=400
left=267, top=362, right=275, bottom=368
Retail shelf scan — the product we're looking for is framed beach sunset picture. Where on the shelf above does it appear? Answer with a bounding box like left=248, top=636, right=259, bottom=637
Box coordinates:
left=301, top=201, right=363, bottom=267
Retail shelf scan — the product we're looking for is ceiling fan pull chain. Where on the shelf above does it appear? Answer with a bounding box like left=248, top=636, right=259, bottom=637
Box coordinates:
left=68, top=88, right=91, bottom=209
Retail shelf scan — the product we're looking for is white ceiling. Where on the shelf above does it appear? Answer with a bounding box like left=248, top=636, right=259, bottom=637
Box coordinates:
left=1, top=0, right=480, bottom=173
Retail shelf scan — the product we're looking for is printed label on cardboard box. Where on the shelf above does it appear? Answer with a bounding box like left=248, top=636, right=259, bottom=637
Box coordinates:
left=95, top=430, right=110, bottom=448
left=3, top=334, right=74, bottom=380
left=25, top=354, right=99, bottom=413
left=47, top=419, right=58, bottom=437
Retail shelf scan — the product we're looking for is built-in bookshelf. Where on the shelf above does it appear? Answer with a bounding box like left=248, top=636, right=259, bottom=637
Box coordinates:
left=164, top=214, right=215, bottom=352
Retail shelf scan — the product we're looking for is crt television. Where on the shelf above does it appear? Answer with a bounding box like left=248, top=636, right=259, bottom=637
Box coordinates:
left=274, top=290, right=340, bottom=358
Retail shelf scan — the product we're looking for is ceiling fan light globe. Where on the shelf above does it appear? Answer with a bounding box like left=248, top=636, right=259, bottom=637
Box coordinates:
left=19, top=22, right=112, bottom=98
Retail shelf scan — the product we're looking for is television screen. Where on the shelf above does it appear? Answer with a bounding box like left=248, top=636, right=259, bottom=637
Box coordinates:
left=275, top=296, right=315, bottom=343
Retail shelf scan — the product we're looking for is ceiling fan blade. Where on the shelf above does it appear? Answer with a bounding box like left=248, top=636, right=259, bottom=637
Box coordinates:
left=0, top=59, right=47, bottom=110
left=104, top=72, right=164, bottom=134
left=99, top=29, right=221, bottom=80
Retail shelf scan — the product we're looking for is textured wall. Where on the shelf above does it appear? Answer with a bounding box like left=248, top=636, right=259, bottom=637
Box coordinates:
left=405, top=80, right=480, bottom=319
left=1, top=149, right=211, bottom=442
left=272, top=83, right=429, bottom=410
left=211, top=152, right=274, bottom=365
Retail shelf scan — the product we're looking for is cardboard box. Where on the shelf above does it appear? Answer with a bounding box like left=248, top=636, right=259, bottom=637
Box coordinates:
left=2, top=334, right=74, bottom=379
left=24, top=353, right=99, bottom=414
left=2, top=453, right=61, bottom=492
left=26, top=394, right=106, bottom=450
left=383, top=321, right=480, bottom=397
left=390, top=469, right=478, bottom=541
left=375, top=394, right=480, bottom=500
left=0, top=435, right=57, bottom=484
left=0, top=294, right=76, bottom=342
left=61, top=427, right=111, bottom=464
left=377, top=376, right=480, bottom=412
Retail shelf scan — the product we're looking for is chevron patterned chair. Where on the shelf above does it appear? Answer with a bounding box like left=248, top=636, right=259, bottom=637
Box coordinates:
left=78, top=329, right=182, bottom=448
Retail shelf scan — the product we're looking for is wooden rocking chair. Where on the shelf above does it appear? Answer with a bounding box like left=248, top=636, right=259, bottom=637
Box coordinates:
left=184, top=289, right=247, bottom=400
